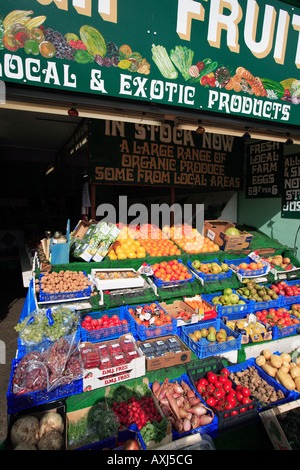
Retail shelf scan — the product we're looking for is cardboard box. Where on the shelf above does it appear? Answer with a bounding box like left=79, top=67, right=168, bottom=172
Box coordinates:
left=260, top=399, right=300, bottom=450
left=159, top=300, right=199, bottom=327
left=137, top=334, right=191, bottom=371
left=223, top=313, right=272, bottom=344
left=66, top=405, right=120, bottom=450
left=104, top=378, right=173, bottom=450
left=204, top=220, right=253, bottom=251
left=81, top=334, right=146, bottom=391
left=70, top=220, right=96, bottom=240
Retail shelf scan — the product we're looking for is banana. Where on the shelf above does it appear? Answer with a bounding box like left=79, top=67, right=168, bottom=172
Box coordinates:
left=25, top=16, right=47, bottom=30
left=3, top=10, right=33, bottom=31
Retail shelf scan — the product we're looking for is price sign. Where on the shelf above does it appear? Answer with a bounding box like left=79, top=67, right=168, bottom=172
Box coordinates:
left=281, top=153, right=300, bottom=219
left=246, top=141, right=284, bottom=198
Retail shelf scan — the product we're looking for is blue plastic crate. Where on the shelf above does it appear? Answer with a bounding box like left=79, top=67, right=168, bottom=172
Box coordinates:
left=151, top=259, right=195, bottom=288
left=225, top=257, right=269, bottom=277
left=279, top=279, right=300, bottom=306
left=181, top=318, right=241, bottom=360
left=7, top=358, right=83, bottom=414
left=149, top=374, right=218, bottom=441
left=202, top=290, right=254, bottom=317
left=39, top=271, right=91, bottom=303
left=227, top=358, right=299, bottom=411
left=238, top=283, right=283, bottom=312
left=125, top=302, right=178, bottom=341
left=187, top=259, right=233, bottom=282
left=253, top=307, right=300, bottom=340
left=188, top=359, right=258, bottom=435
left=79, top=307, right=135, bottom=343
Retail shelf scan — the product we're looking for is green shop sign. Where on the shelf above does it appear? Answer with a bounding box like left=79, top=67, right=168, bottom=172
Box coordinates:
left=1, top=1, right=300, bottom=125
left=89, top=119, right=243, bottom=188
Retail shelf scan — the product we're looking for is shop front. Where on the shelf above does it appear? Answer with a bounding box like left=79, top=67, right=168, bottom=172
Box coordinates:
left=1, top=0, right=300, bottom=452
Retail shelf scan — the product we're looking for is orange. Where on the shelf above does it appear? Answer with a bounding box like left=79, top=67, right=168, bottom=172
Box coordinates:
left=239, top=262, right=248, bottom=270
left=249, top=262, right=258, bottom=270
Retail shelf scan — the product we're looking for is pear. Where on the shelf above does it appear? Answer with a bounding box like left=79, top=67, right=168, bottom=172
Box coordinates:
left=208, top=326, right=217, bottom=335
left=200, top=328, right=208, bottom=338
left=194, top=330, right=202, bottom=340
left=216, top=331, right=227, bottom=343
left=221, top=263, right=229, bottom=272
left=207, top=331, right=216, bottom=342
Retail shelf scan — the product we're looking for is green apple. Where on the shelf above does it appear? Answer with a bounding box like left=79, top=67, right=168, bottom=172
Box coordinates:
left=191, top=260, right=201, bottom=269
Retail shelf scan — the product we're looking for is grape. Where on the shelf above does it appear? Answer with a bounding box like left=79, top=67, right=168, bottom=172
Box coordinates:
left=44, top=27, right=75, bottom=61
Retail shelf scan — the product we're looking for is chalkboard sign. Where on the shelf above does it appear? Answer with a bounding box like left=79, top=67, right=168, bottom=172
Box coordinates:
left=89, top=119, right=243, bottom=190
left=246, top=141, right=284, bottom=198
left=281, top=153, right=300, bottom=219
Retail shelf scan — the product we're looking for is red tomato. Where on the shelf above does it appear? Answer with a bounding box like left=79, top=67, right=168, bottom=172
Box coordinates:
left=206, top=372, right=217, bottom=383
left=220, top=368, right=230, bottom=377
left=206, top=396, right=217, bottom=407
left=241, top=387, right=251, bottom=397
left=85, top=316, right=92, bottom=323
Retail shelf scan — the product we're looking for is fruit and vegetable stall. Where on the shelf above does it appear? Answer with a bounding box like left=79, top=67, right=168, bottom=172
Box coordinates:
left=3, top=219, right=300, bottom=451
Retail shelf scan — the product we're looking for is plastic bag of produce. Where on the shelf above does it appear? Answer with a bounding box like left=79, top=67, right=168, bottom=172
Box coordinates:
left=45, top=332, right=84, bottom=392
left=12, top=354, right=49, bottom=396
left=15, top=306, right=79, bottom=349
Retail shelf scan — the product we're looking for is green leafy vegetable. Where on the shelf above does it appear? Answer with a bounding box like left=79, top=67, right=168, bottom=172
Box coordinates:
left=152, top=44, right=178, bottom=79
left=170, top=45, right=194, bottom=81
left=140, top=417, right=168, bottom=446
left=106, top=382, right=151, bottom=406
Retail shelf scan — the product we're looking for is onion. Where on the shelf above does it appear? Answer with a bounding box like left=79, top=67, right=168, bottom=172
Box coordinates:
left=183, top=418, right=191, bottom=432
left=198, top=414, right=214, bottom=426
left=188, top=396, right=201, bottom=406
left=152, top=380, right=160, bottom=395
left=188, top=404, right=207, bottom=415
left=124, top=439, right=139, bottom=450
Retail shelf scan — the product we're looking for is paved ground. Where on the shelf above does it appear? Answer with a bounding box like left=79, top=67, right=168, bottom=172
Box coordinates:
left=0, top=258, right=27, bottom=444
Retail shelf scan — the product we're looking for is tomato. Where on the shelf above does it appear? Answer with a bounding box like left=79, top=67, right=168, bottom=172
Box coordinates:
left=206, top=396, right=217, bottom=407
left=85, top=316, right=92, bottom=323
left=214, top=380, right=222, bottom=389
left=206, top=372, right=217, bottom=383
left=241, top=397, right=252, bottom=405
left=206, top=384, right=215, bottom=395
left=241, top=387, right=251, bottom=397
left=218, top=375, right=227, bottom=385
left=236, top=391, right=243, bottom=402
left=226, top=395, right=237, bottom=407
left=223, top=381, right=232, bottom=393
left=198, top=378, right=208, bottom=387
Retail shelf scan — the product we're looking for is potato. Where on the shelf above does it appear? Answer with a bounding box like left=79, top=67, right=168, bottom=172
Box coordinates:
left=276, top=369, right=296, bottom=390
left=280, top=352, right=291, bottom=363
left=262, top=349, right=272, bottom=360
left=290, top=366, right=300, bottom=380
left=270, top=355, right=283, bottom=369
left=255, top=356, right=266, bottom=367
left=294, top=377, right=300, bottom=392
left=261, top=363, right=277, bottom=378
left=279, top=365, right=290, bottom=374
